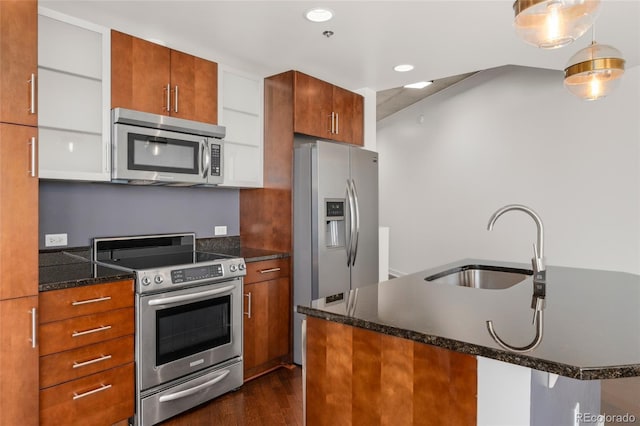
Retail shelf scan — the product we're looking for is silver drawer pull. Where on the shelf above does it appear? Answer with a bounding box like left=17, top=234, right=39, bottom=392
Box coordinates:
left=72, top=325, right=111, bottom=337
left=73, top=354, right=112, bottom=369
left=71, top=296, right=112, bottom=306
left=73, top=384, right=112, bottom=400
left=259, top=267, right=281, bottom=274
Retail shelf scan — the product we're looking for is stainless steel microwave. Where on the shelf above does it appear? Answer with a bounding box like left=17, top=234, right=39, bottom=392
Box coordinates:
left=112, top=108, right=225, bottom=186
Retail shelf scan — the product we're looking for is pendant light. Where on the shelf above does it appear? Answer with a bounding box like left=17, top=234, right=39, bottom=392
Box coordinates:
left=513, top=0, right=601, bottom=49
left=564, top=28, right=625, bottom=100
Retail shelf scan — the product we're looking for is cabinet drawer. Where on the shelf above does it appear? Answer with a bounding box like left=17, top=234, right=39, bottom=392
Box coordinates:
left=39, top=307, right=134, bottom=356
left=245, top=258, right=290, bottom=284
left=39, top=280, right=134, bottom=324
left=40, top=363, right=134, bottom=426
left=40, top=335, right=134, bottom=389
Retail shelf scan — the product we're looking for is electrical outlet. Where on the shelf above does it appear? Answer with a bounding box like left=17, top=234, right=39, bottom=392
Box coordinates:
left=45, top=233, right=68, bottom=247
left=214, top=226, right=227, bottom=236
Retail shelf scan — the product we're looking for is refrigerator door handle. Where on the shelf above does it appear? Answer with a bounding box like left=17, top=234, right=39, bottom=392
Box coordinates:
left=350, top=179, right=361, bottom=266
left=346, top=180, right=356, bottom=266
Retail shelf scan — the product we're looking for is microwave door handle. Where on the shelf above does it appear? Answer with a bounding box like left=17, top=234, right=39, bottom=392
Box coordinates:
left=201, top=140, right=210, bottom=179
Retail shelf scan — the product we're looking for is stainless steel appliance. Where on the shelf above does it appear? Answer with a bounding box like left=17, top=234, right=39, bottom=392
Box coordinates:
left=93, top=233, right=245, bottom=426
left=293, top=138, right=379, bottom=364
left=112, top=108, right=225, bottom=186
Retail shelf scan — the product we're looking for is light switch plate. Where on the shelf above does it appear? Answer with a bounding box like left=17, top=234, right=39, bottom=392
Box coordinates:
left=214, top=226, right=227, bottom=236
left=45, top=233, right=68, bottom=247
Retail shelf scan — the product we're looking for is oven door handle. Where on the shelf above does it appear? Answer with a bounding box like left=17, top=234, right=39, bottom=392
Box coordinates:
left=147, top=285, right=236, bottom=306
left=158, top=370, right=230, bottom=403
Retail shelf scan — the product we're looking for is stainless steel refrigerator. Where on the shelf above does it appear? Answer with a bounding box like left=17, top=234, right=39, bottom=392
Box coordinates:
left=293, top=137, right=379, bottom=364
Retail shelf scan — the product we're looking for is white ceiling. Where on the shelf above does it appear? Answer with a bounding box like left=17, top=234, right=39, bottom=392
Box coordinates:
left=41, top=0, right=639, bottom=94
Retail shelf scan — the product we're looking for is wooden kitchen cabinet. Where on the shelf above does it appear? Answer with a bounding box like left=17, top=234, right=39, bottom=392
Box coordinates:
left=305, top=317, right=477, bottom=425
left=0, top=0, right=38, bottom=127
left=293, top=71, right=363, bottom=146
left=0, top=296, right=39, bottom=426
left=111, top=30, right=218, bottom=124
left=0, top=124, right=38, bottom=300
left=243, top=258, right=291, bottom=380
left=39, top=280, right=135, bottom=426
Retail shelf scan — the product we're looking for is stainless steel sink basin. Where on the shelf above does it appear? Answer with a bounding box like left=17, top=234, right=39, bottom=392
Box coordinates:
left=424, top=265, right=532, bottom=290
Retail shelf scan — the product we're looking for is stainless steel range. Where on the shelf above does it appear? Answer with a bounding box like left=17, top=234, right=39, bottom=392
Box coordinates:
left=93, top=233, right=245, bottom=426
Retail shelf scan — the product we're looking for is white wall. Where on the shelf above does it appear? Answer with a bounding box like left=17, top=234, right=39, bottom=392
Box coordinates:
left=377, top=65, right=640, bottom=276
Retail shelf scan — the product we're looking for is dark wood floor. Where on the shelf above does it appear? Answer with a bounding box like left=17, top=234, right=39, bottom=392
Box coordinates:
left=160, top=366, right=303, bottom=426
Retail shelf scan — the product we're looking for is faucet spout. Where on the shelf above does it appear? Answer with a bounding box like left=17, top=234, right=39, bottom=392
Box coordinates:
left=487, top=204, right=545, bottom=278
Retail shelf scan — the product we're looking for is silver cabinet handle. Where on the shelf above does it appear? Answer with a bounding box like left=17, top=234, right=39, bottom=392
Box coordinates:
left=30, top=307, right=37, bottom=349
left=73, top=384, right=112, bottom=400
left=148, top=284, right=235, bottom=306
left=335, top=112, right=339, bottom=134
left=329, top=112, right=334, bottom=134
left=73, top=354, right=112, bottom=369
left=244, top=292, right=252, bottom=319
left=71, top=296, right=111, bottom=306
left=72, top=325, right=112, bottom=337
left=28, top=73, right=36, bottom=114
left=174, top=85, right=179, bottom=113
left=165, top=83, right=171, bottom=111
left=258, top=267, right=281, bottom=274
left=28, top=137, right=36, bottom=177
left=158, top=370, right=230, bottom=403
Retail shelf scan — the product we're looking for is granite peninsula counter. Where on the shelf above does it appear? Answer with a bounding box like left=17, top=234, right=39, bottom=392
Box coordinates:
left=298, top=258, right=640, bottom=380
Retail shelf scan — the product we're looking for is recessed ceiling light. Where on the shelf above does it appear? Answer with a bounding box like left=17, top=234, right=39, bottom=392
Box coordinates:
left=305, top=8, right=334, bottom=23
left=404, top=81, right=433, bottom=89
left=394, top=64, right=414, bottom=72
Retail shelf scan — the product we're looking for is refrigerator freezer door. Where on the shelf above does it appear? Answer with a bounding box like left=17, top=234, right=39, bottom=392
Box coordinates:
left=313, top=141, right=352, bottom=300
left=349, top=146, right=379, bottom=288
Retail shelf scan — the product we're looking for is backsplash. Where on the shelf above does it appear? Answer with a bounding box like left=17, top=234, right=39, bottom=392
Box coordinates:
left=39, top=181, right=240, bottom=248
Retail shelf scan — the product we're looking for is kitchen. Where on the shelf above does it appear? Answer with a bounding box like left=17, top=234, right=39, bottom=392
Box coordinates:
left=0, top=1, right=639, bottom=425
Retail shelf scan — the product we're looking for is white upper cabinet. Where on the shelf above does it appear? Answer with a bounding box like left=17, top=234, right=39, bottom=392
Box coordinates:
left=37, top=8, right=111, bottom=181
left=217, top=66, right=263, bottom=188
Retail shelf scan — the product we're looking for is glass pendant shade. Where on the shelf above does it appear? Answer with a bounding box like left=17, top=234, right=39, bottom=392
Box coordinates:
left=564, top=42, right=625, bottom=100
left=513, top=0, right=601, bottom=49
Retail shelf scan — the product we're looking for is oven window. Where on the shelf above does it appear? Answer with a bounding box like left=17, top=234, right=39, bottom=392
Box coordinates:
left=156, top=296, right=231, bottom=366
left=128, top=133, right=199, bottom=174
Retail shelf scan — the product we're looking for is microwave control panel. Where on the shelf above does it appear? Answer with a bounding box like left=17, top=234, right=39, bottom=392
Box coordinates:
left=211, top=143, right=221, bottom=177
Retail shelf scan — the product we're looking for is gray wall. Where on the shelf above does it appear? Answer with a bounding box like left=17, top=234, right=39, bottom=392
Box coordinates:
left=39, top=181, right=239, bottom=248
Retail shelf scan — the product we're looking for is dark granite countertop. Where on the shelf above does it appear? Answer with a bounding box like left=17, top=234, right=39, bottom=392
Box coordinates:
left=39, top=248, right=134, bottom=292
left=297, top=258, right=640, bottom=380
left=196, top=237, right=289, bottom=262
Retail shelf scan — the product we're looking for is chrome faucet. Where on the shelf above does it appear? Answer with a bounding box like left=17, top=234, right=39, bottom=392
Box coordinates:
left=486, top=204, right=547, bottom=353
left=487, top=204, right=546, bottom=282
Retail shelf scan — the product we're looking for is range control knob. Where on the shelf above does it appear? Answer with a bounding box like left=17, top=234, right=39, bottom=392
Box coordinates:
left=141, top=276, right=151, bottom=286
left=229, top=264, right=238, bottom=272
left=154, top=275, right=164, bottom=284
left=238, top=263, right=246, bottom=271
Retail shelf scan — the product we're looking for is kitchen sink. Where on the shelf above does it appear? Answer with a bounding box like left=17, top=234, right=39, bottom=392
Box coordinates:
left=424, top=265, right=532, bottom=290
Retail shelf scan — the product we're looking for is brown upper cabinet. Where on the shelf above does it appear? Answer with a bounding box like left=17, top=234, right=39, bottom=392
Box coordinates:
left=0, top=0, right=38, bottom=127
left=111, top=30, right=218, bottom=124
left=293, top=72, right=364, bottom=146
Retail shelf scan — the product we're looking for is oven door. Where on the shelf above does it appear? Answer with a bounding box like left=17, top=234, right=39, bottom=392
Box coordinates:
left=137, top=279, right=242, bottom=391
left=113, top=123, right=210, bottom=184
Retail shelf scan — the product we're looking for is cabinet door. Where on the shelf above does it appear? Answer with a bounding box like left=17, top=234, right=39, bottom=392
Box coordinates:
left=170, top=50, right=218, bottom=123
left=111, top=30, right=170, bottom=115
left=293, top=72, right=333, bottom=139
left=332, top=86, right=364, bottom=146
left=243, top=277, right=290, bottom=378
left=0, top=124, right=38, bottom=299
left=0, top=0, right=37, bottom=126
left=0, top=296, right=39, bottom=426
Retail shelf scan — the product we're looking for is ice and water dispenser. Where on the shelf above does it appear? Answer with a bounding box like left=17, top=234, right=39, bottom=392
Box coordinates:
left=325, top=199, right=346, bottom=248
